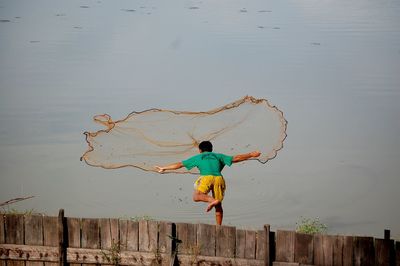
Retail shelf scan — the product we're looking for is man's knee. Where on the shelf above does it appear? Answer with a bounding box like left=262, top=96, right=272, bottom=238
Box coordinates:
left=192, top=190, right=201, bottom=202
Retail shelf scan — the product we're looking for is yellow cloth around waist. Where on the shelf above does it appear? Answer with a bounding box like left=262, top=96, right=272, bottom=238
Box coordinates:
left=194, top=175, right=226, bottom=201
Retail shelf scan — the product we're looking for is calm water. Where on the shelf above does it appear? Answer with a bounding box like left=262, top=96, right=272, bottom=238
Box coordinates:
left=1, top=0, right=399, bottom=238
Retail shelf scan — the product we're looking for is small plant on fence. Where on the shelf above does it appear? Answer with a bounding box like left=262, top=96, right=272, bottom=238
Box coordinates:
left=296, top=216, right=328, bottom=234
left=101, top=239, right=122, bottom=266
left=129, top=215, right=154, bottom=222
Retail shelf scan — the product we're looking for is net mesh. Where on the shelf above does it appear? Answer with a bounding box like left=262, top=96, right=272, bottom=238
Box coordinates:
left=81, top=96, right=287, bottom=174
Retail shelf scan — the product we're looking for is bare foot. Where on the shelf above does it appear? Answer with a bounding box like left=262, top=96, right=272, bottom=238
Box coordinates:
left=206, top=200, right=220, bottom=212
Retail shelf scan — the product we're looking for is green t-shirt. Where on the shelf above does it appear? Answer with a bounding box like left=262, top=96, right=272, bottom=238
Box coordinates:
left=182, top=152, right=233, bottom=176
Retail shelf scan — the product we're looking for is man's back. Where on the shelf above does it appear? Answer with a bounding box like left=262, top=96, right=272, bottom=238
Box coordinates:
left=182, top=152, right=233, bottom=176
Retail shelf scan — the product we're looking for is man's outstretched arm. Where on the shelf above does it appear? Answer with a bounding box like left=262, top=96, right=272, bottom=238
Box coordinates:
left=155, top=162, right=184, bottom=173
left=232, top=151, right=261, bottom=163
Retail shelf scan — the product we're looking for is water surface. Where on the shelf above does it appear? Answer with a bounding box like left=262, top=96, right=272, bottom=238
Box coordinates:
left=1, top=0, right=399, bottom=238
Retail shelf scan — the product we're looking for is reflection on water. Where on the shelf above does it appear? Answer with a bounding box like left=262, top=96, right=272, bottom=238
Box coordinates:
left=0, top=0, right=399, bottom=238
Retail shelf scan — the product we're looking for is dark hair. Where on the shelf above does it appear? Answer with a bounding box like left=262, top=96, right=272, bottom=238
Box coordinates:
left=199, top=141, right=213, bottom=152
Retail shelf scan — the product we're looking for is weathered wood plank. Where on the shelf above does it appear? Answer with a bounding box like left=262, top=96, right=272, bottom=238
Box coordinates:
left=24, top=215, right=43, bottom=245
left=374, top=238, right=393, bottom=266
left=0, top=244, right=58, bottom=262
left=332, top=235, right=343, bottom=266
left=256, top=229, right=265, bottom=260
left=197, top=223, right=216, bottom=257
left=5, top=214, right=25, bottom=266
left=66, top=217, right=80, bottom=266
left=81, top=218, right=100, bottom=249
left=81, top=218, right=99, bottom=266
left=0, top=214, right=4, bottom=266
left=5, top=214, right=24, bottom=244
left=294, top=232, right=313, bottom=265
left=245, top=230, right=257, bottom=259
left=138, top=220, right=158, bottom=252
left=0, top=244, right=263, bottom=265
left=342, top=236, right=353, bottom=266
left=43, top=216, right=58, bottom=266
left=158, top=221, right=172, bottom=254
left=177, top=252, right=265, bottom=266
left=0, top=214, right=4, bottom=244
left=276, top=230, right=295, bottom=262
left=99, top=218, right=119, bottom=249
left=43, top=216, right=58, bottom=247
left=119, top=220, right=139, bottom=251
left=67, top=246, right=265, bottom=266
left=354, top=236, right=374, bottom=266
left=314, top=234, right=334, bottom=266
left=24, top=215, right=44, bottom=266
left=236, top=229, right=246, bottom=259
left=176, top=223, right=197, bottom=255
left=215, top=225, right=235, bottom=258
left=66, top=218, right=80, bottom=248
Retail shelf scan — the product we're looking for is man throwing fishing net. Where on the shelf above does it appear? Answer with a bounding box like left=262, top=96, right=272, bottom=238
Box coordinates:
left=155, top=141, right=261, bottom=225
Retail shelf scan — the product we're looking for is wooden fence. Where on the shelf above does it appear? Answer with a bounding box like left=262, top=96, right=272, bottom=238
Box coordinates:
left=0, top=210, right=399, bottom=266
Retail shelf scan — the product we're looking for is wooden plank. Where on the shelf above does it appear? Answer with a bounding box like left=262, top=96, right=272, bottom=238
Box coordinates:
left=245, top=230, right=257, bottom=259
left=262, top=225, right=271, bottom=265
left=256, top=229, right=265, bottom=260
left=236, top=229, right=246, bottom=259
left=374, top=238, right=393, bottom=266
left=342, top=236, right=353, bottom=266
left=0, top=244, right=58, bottom=262
left=66, top=246, right=266, bottom=266
left=81, top=218, right=99, bottom=266
left=66, top=218, right=80, bottom=248
left=43, top=216, right=58, bottom=266
left=0, top=214, right=4, bottom=244
left=5, top=214, right=25, bottom=266
left=276, top=230, right=295, bottom=262
left=197, top=223, right=216, bottom=257
left=314, top=234, right=334, bottom=266
left=294, top=232, right=313, bottom=265
left=43, top=216, right=58, bottom=246
left=215, top=225, right=235, bottom=258
left=354, top=236, right=374, bottom=266
left=176, top=223, right=196, bottom=255
left=66, top=218, right=80, bottom=266
left=138, top=220, right=158, bottom=252
left=158, top=221, right=172, bottom=254
left=24, top=215, right=44, bottom=266
left=99, top=218, right=119, bottom=249
left=119, top=220, right=139, bottom=251
left=81, top=218, right=100, bottom=249
left=0, top=214, right=4, bottom=266
left=57, top=209, right=66, bottom=266
left=5, top=214, right=24, bottom=244
left=332, top=235, right=343, bottom=266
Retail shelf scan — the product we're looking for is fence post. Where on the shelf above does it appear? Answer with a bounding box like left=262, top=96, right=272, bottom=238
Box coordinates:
left=58, top=209, right=67, bottom=266
left=384, top=229, right=390, bottom=240
left=264, top=224, right=270, bottom=266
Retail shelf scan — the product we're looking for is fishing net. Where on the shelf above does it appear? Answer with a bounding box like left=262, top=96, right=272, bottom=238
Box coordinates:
left=81, top=96, right=287, bottom=174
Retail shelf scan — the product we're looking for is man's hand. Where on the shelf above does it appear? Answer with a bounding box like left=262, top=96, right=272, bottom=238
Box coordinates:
left=155, top=166, right=165, bottom=173
left=250, top=151, right=261, bottom=158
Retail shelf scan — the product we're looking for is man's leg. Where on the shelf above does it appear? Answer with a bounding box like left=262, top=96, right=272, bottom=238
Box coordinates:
left=215, top=203, right=223, bottom=225
left=192, top=190, right=220, bottom=212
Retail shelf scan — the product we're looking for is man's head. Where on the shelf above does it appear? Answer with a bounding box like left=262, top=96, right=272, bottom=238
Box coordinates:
left=198, top=141, right=213, bottom=153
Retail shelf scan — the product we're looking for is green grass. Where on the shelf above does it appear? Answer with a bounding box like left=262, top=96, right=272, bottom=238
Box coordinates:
left=296, top=216, right=328, bottom=234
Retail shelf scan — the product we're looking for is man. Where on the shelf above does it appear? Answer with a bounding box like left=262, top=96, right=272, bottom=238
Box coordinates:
left=155, top=141, right=261, bottom=225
